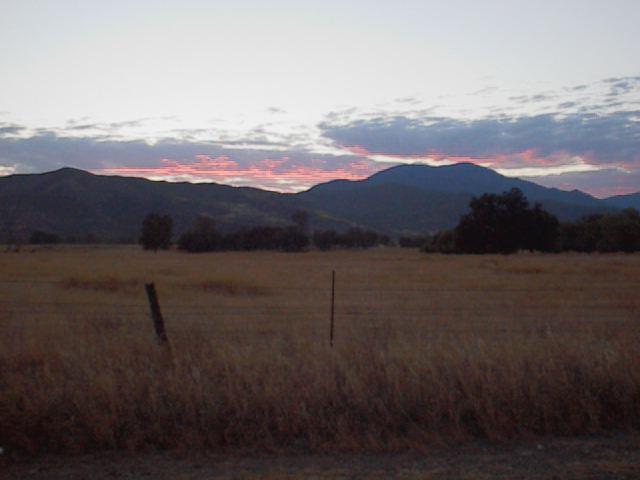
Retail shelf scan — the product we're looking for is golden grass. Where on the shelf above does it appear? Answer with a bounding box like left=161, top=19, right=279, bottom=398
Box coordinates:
left=185, top=278, right=271, bottom=296
left=1, top=246, right=640, bottom=454
left=62, top=274, right=142, bottom=294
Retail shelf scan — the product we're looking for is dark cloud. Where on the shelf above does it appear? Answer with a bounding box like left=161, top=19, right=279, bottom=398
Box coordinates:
left=601, top=76, right=640, bottom=98
left=602, top=76, right=640, bottom=84
left=508, top=93, right=555, bottom=104
left=607, top=80, right=639, bottom=97
left=320, top=111, right=640, bottom=164
left=64, top=117, right=177, bottom=131
left=523, top=168, right=640, bottom=198
left=471, top=86, right=499, bottom=96
left=68, top=123, right=100, bottom=131
left=266, top=107, right=286, bottom=114
left=0, top=131, right=386, bottom=192
left=394, top=96, right=421, bottom=105
left=0, top=124, right=26, bottom=136
left=2, top=74, right=639, bottom=196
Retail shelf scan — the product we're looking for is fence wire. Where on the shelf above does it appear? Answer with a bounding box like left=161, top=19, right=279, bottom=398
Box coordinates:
left=1, top=276, right=639, bottom=341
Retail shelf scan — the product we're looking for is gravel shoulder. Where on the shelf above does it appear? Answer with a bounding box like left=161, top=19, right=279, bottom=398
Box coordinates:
left=4, top=434, right=640, bottom=479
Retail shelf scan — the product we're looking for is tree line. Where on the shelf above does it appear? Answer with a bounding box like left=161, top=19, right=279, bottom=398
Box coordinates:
left=139, top=211, right=392, bottom=252
left=136, top=189, right=640, bottom=254
left=23, top=189, right=640, bottom=254
left=422, top=188, right=640, bottom=254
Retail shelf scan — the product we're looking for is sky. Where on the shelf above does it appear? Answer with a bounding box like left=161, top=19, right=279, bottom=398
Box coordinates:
left=1, top=0, right=639, bottom=197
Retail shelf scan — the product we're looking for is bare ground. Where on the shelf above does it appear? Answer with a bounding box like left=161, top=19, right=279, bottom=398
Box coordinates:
left=4, top=434, right=640, bottom=479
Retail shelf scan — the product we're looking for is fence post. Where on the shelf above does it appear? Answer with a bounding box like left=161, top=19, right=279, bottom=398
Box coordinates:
left=330, top=270, right=335, bottom=347
left=145, top=282, right=169, bottom=345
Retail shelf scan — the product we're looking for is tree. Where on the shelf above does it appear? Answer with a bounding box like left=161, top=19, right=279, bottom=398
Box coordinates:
left=560, top=209, right=640, bottom=253
left=523, top=204, right=559, bottom=252
left=139, top=213, right=173, bottom=251
left=313, top=229, right=340, bottom=250
left=282, top=225, right=310, bottom=252
left=399, top=235, right=427, bottom=248
left=341, top=227, right=379, bottom=248
left=291, top=210, right=309, bottom=233
left=423, top=230, right=456, bottom=253
left=454, top=188, right=559, bottom=254
left=29, top=230, right=61, bottom=244
left=177, top=216, right=222, bottom=252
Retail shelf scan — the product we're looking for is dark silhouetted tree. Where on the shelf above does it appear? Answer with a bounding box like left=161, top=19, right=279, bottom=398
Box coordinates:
left=560, top=209, right=640, bottom=252
left=313, top=229, right=340, bottom=250
left=523, top=204, right=559, bottom=252
left=291, top=210, right=309, bottom=233
left=341, top=227, right=379, bottom=248
left=455, top=188, right=532, bottom=253
left=282, top=225, right=310, bottom=252
left=139, top=213, right=173, bottom=251
left=399, top=235, right=427, bottom=248
left=29, top=230, right=61, bottom=244
left=178, top=216, right=222, bottom=252
left=455, top=188, right=559, bottom=254
left=423, top=230, right=456, bottom=253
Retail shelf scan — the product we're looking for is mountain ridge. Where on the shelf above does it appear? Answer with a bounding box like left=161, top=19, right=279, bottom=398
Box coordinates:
left=0, top=163, right=635, bottom=241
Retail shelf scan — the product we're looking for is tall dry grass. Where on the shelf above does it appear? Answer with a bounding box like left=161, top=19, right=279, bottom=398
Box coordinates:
left=1, top=246, right=639, bottom=454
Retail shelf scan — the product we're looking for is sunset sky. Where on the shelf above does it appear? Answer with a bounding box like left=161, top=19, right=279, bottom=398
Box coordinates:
left=1, top=0, right=639, bottom=197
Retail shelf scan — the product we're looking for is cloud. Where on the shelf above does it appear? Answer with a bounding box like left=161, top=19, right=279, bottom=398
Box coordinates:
left=0, top=132, right=388, bottom=192
left=266, top=107, right=286, bottom=114
left=318, top=84, right=640, bottom=196
left=394, top=96, right=421, bottom=105
left=100, top=154, right=379, bottom=192
left=508, top=93, right=556, bottom=104
left=603, top=76, right=640, bottom=84
left=0, top=124, right=26, bottom=136
left=602, top=76, right=640, bottom=98
left=2, top=75, right=639, bottom=197
left=522, top=167, right=640, bottom=198
left=320, top=111, right=640, bottom=166
left=471, top=86, right=499, bottom=96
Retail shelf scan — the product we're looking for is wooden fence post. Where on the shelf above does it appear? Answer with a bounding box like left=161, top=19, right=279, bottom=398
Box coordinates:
left=145, top=282, right=169, bottom=345
left=330, top=270, right=335, bottom=347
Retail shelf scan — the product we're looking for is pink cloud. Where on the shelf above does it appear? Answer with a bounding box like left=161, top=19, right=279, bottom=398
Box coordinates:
left=96, top=154, right=387, bottom=192
left=343, top=144, right=602, bottom=172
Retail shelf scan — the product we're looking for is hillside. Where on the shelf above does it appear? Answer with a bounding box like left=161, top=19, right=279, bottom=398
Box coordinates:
left=298, top=164, right=617, bottom=233
left=0, top=164, right=631, bottom=241
left=0, top=168, right=332, bottom=242
left=603, top=192, right=640, bottom=210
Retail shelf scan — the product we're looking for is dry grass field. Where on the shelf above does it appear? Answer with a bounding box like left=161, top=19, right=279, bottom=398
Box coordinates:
left=1, top=246, right=640, bottom=456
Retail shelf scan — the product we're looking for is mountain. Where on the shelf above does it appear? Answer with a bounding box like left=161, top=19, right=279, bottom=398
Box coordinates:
left=298, top=180, right=472, bottom=234
left=0, top=164, right=631, bottom=241
left=367, top=163, right=604, bottom=208
left=298, top=164, right=617, bottom=234
left=602, top=192, right=640, bottom=211
left=0, top=168, right=345, bottom=242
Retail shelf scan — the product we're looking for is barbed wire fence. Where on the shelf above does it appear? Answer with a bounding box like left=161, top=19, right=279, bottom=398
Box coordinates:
left=1, top=274, right=639, bottom=345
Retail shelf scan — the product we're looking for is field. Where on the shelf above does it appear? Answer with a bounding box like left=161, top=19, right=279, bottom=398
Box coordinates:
left=1, top=246, right=640, bottom=457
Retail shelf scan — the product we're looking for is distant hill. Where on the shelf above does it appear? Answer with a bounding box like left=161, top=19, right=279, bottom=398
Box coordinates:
left=298, top=180, right=472, bottom=234
left=366, top=164, right=604, bottom=208
left=0, top=164, right=632, bottom=242
left=298, top=164, right=617, bottom=234
left=602, top=192, right=640, bottom=211
left=0, top=168, right=340, bottom=242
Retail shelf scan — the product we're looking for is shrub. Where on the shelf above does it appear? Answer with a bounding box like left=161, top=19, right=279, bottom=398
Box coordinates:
left=139, top=213, right=173, bottom=251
